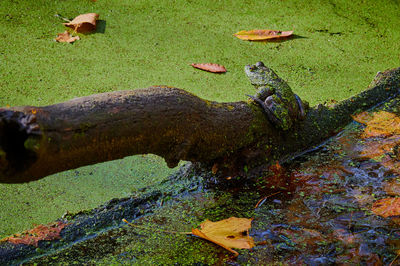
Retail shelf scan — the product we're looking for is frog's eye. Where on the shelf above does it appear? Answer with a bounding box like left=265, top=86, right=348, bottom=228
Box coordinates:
left=249, top=65, right=256, bottom=71
left=256, top=61, right=265, bottom=67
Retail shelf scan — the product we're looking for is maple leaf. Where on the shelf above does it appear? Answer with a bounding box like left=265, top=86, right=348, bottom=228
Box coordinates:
left=190, top=63, right=227, bottom=73
left=64, top=13, right=99, bottom=33
left=55, top=31, right=80, bottom=43
left=0, top=221, right=67, bottom=247
left=234, top=29, right=293, bottom=41
left=371, top=197, right=400, bottom=218
left=191, top=217, right=254, bottom=256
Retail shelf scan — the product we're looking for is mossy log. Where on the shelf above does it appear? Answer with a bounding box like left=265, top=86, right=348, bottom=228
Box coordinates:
left=1, top=68, right=399, bottom=183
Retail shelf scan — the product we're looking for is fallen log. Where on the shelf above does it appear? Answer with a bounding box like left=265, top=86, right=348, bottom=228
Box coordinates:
left=1, top=68, right=399, bottom=183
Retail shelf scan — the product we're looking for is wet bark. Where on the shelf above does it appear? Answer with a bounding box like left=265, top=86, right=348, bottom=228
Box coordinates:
left=1, top=68, right=399, bottom=183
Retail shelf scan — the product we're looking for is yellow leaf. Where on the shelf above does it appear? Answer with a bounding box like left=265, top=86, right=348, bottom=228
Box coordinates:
left=234, top=29, right=293, bottom=41
left=353, top=111, right=400, bottom=138
left=191, top=217, right=254, bottom=256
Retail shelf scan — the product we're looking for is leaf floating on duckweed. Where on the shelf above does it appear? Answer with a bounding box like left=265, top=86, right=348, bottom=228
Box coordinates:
left=55, top=31, right=80, bottom=43
left=190, top=63, right=227, bottom=73
left=191, top=217, right=254, bottom=256
left=64, top=13, right=99, bottom=33
left=233, top=29, right=293, bottom=41
left=55, top=13, right=99, bottom=43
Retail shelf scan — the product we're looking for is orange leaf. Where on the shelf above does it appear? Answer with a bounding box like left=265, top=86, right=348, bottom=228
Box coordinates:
left=352, top=111, right=374, bottom=125
left=191, top=63, right=227, bottom=73
left=1, top=221, right=68, bottom=247
left=55, top=31, right=80, bottom=43
left=191, top=217, right=254, bottom=256
left=353, top=111, right=400, bottom=138
left=234, top=29, right=293, bottom=41
left=64, top=13, right=99, bottom=33
left=371, top=197, right=400, bottom=218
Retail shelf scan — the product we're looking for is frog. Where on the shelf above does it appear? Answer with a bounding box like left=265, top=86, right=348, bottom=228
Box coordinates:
left=245, top=61, right=306, bottom=130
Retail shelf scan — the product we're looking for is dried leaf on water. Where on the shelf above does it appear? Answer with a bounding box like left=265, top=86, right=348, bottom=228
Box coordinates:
left=371, top=197, right=400, bottom=218
left=352, top=111, right=400, bottom=138
left=191, top=63, right=227, bottom=73
left=0, top=222, right=67, bottom=247
left=234, top=29, right=293, bottom=41
left=64, top=13, right=99, bottom=33
left=55, top=31, right=80, bottom=43
left=191, top=217, right=254, bottom=256
left=383, top=179, right=400, bottom=196
left=352, top=110, right=400, bottom=173
left=359, top=136, right=400, bottom=159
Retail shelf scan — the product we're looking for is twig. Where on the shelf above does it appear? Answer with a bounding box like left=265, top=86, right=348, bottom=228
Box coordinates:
left=390, top=253, right=399, bottom=266
left=255, top=191, right=282, bottom=209
left=54, top=13, right=71, bottom=23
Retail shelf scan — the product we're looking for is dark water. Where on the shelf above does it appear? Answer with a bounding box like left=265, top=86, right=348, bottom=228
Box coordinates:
left=243, top=102, right=400, bottom=265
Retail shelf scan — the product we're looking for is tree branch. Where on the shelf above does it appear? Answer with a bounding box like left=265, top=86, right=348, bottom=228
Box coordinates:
left=1, top=68, right=399, bottom=183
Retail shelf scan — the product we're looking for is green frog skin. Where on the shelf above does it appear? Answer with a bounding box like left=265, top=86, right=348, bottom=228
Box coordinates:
left=245, top=61, right=306, bottom=130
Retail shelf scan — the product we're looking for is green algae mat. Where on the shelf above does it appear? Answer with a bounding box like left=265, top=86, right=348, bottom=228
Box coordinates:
left=0, top=0, right=400, bottom=258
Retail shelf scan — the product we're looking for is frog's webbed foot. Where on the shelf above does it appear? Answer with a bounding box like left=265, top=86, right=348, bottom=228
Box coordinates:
left=247, top=94, right=282, bottom=126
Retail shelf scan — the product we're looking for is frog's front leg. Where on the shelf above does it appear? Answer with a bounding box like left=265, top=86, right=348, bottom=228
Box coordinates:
left=247, top=94, right=283, bottom=127
left=294, top=94, right=306, bottom=120
left=254, top=87, right=273, bottom=102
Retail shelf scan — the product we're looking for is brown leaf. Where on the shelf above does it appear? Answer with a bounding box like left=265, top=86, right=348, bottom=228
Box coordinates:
left=64, top=13, right=99, bottom=33
left=359, top=136, right=400, bottom=159
left=357, top=135, right=400, bottom=175
left=192, top=217, right=254, bottom=256
left=353, top=110, right=400, bottom=174
left=383, top=179, right=400, bottom=196
left=371, top=197, right=400, bottom=218
left=1, top=221, right=68, bottom=247
left=55, top=31, right=80, bottom=43
left=190, top=63, right=227, bottom=73
left=234, top=29, right=293, bottom=41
